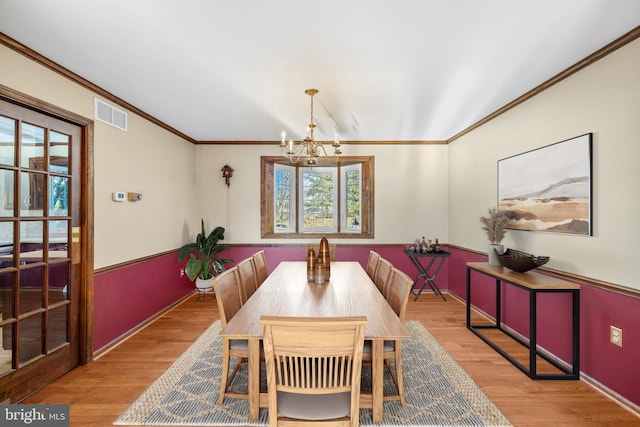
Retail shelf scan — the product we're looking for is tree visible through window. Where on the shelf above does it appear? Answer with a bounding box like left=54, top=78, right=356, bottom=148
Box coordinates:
left=263, top=156, right=373, bottom=238
left=274, top=164, right=294, bottom=232
left=343, top=165, right=361, bottom=231
left=300, top=168, right=337, bottom=232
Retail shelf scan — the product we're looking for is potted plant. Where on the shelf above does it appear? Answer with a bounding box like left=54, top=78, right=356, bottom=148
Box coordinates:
left=177, top=219, right=233, bottom=290
left=479, top=207, right=509, bottom=266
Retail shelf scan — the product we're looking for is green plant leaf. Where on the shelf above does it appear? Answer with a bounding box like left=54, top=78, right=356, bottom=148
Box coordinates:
left=177, top=242, right=197, bottom=262
left=179, top=220, right=232, bottom=282
left=184, top=255, right=201, bottom=281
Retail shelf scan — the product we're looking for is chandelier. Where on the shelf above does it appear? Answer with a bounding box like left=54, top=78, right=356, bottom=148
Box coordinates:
left=280, top=88, right=342, bottom=166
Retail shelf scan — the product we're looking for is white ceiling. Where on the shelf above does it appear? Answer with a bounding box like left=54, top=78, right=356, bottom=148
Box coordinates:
left=1, top=1, right=640, bottom=142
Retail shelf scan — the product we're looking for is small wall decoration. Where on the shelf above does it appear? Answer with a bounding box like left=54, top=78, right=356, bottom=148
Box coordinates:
left=221, top=164, right=234, bottom=186
left=498, top=133, right=592, bottom=236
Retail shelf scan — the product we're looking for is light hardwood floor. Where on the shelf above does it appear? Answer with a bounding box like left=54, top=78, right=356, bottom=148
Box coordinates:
left=22, top=292, right=639, bottom=427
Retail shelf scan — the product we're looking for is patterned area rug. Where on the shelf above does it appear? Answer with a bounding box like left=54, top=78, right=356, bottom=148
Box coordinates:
left=114, top=321, right=511, bottom=426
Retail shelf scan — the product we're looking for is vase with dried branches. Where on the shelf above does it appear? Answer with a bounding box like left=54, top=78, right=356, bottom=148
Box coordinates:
left=480, top=207, right=509, bottom=266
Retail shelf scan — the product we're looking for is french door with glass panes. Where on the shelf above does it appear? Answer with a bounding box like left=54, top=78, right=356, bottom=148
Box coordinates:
left=0, top=97, right=84, bottom=402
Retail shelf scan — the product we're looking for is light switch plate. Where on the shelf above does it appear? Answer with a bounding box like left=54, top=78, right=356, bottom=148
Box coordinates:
left=127, top=192, right=142, bottom=201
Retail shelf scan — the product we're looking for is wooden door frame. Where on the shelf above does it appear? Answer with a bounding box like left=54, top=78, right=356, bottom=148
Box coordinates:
left=0, top=84, right=95, bottom=364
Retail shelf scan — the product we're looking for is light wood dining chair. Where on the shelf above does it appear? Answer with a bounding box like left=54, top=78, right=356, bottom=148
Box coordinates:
left=252, top=250, right=269, bottom=285
left=212, top=266, right=251, bottom=404
left=260, top=316, right=367, bottom=427
left=362, top=267, right=413, bottom=406
left=385, top=267, right=413, bottom=322
left=237, top=257, right=259, bottom=304
left=365, top=250, right=380, bottom=280
left=373, top=257, right=393, bottom=299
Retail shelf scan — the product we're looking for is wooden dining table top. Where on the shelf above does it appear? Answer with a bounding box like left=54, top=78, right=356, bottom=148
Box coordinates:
left=220, top=261, right=409, bottom=340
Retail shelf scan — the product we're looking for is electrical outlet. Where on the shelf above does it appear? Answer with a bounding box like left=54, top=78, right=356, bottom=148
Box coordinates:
left=610, top=326, right=623, bottom=347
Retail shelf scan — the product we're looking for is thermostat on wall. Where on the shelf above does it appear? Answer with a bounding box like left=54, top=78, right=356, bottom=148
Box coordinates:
left=112, top=192, right=127, bottom=202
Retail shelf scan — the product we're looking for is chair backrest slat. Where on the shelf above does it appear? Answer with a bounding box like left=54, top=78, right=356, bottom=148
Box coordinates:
left=387, top=267, right=413, bottom=321
left=366, top=250, right=380, bottom=280
left=373, top=258, right=393, bottom=299
left=212, top=267, right=241, bottom=327
left=252, top=250, right=269, bottom=285
left=237, top=257, right=259, bottom=304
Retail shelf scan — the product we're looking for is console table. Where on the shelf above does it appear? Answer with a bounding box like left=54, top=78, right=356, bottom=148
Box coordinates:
left=466, top=262, right=580, bottom=380
left=404, top=248, right=450, bottom=301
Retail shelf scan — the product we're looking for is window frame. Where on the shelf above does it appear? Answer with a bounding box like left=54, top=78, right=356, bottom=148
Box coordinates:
left=261, top=156, right=374, bottom=239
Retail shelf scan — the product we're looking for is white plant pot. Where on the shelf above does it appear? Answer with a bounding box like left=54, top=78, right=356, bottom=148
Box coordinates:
left=488, top=244, right=504, bottom=267
left=195, top=277, right=214, bottom=301
left=195, top=277, right=213, bottom=291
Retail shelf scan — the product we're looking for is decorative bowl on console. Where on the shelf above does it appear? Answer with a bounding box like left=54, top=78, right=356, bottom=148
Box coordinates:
left=497, top=248, right=550, bottom=273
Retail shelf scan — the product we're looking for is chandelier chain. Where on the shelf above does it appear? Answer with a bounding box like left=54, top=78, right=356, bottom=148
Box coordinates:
left=309, top=92, right=314, bottom=135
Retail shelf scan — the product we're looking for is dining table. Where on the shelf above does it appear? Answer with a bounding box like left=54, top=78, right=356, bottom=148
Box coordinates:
left=219, top=261, right=410, bottom=423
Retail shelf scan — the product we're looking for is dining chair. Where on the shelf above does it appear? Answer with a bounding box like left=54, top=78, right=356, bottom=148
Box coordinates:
left=260, top=315, right=367, bottom=427
left=362, top=267, right=413, bottom=406
left=212, top=266, right=251, bottom=404
left=252, top=250, right=269, bottom=285
left=373, top=257, right=393, bottom=299
left=365, top=250, right=380, bottom=280
left=237, top=257, right=259, bottom=304
left=386, top=267, right=413, bottom=323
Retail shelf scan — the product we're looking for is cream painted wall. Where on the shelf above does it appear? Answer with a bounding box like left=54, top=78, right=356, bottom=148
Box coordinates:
left=2, top=41, right=450, bottom=269
left=195, top=143, right=449, bottom=245
left=1, top=44, right=198, bottom=269
left=448, top=38, right=640, bottom=289
left=9, top=32, right=637, bottom=288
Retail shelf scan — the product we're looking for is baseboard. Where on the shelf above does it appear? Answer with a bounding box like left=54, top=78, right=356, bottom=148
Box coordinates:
left=446, top=291, right=640, bottom=418
left=580, top=373, right=640, bottom=417
left=93, top=291, right=196, bottom=359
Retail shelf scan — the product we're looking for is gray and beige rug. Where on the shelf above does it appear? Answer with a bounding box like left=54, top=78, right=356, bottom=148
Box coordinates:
left=115, top=321, right=511, bottom=426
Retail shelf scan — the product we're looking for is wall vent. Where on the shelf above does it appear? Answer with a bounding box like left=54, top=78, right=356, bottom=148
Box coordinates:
left=94, top=98, right=127, bottom=131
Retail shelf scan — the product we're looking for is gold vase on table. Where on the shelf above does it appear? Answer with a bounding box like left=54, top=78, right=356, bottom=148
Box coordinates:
left=306, top=247, right=316, bottom=282
left=314, top=258, right=325, bottom=284
left=318, top=236, right=331, bottom=281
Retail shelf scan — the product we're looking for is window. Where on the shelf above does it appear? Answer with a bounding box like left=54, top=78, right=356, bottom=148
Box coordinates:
left=341, top=163, right=361, bottom=232
left=299, top=167, right=337, bottom=233
left=274, top=163, right=295, bottom=232
left=262, top=156, right=374, bottom=238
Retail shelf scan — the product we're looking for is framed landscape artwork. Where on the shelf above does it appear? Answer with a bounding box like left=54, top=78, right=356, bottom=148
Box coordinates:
left=498, top=133, right=592, bottom=236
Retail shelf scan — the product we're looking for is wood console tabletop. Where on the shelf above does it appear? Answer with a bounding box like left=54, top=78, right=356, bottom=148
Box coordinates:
left=467, top=262, right=580, bottom=290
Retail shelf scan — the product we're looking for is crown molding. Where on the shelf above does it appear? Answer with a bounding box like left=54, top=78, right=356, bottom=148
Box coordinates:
left=196, top=139, right=448, bottom=145
left=0, top=32, right=196, bottom=144
left=447, top=25, right=640, bottom=143
left=3, top=25, right=639, bottom=146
